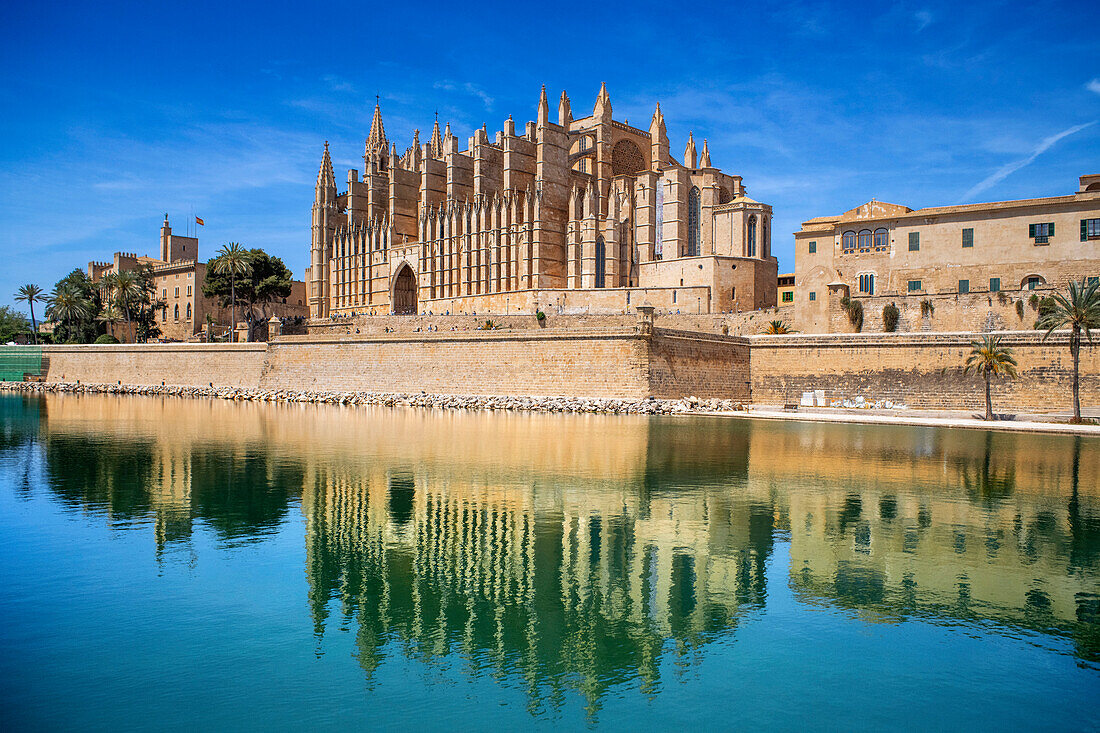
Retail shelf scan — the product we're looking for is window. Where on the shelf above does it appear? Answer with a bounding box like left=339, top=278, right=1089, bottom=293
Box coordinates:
left=161, top=307, right=167, bottom=322
left=908, top=232, right=920, bottom=251
left=907, top=280, right=922, bottom=292
left=686, top=186, right=701, bottom=257
left=174, top=304, right=180, bottom=320
left=1083, top=219, right=1100, bottom=241
left=962, top=228, right=974, bottom=248
left=186, top=303, right=192, bottom=320
left=1030, top=222, right=1054, bottom=244
left=990, top=277, right=1000, bottom=292
left=1027, top=276, right=1041, bottom=290
left=857, top=230, right=872, bottom=250
left=747, top=215, right=757, bottom=257
left=842, top=231, right=856, bottom=251
left=959, top=279, right=969, bottom=294
left=174, top=287, right=179, bottom=297
left=809, top=241, right=817, bottom=254
left=594, top=236, right=605, bottom=288
left=161, top=288, right=166, bottom=299
left=858, top=273, right=875, bottom=295
left=672, top=290, right=677, bottom=304
left=873, top=228, right=888, bottom=250
left=809, top=291, right=816, bottom=301
left=782, top=291, right=793, bottom=302
left=187, top=285, right=192, bottom=296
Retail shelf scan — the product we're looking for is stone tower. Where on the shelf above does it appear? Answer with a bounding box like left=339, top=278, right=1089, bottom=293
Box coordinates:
left=310, top=141, right=337, bottom=318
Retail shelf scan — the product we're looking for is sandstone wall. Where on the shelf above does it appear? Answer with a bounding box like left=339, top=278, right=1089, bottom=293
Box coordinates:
left=749, top=331, right=1100, bottom=412
left=304, top=306, right=796, bottom=339
left=259, top=331, right=653, bottom=398
left=43, top=343, right=267, bottom=387
left=648, top=329, right=751, bottom=401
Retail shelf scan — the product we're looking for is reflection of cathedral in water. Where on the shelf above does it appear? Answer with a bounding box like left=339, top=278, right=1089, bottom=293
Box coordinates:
left=300, top=444, right=772, bottom=707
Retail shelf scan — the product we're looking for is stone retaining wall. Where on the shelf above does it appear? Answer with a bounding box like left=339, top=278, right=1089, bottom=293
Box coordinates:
left=749, top=331, right=1100, bottom=412
left=41, top=343, right=267, bottom=388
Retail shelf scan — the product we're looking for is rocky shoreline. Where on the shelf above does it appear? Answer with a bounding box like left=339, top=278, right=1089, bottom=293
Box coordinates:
left=0, top=381, right=744, bottom=415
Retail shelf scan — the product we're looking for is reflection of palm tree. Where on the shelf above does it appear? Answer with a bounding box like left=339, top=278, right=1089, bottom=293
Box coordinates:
left=960, top=431, right=1016, bottom=505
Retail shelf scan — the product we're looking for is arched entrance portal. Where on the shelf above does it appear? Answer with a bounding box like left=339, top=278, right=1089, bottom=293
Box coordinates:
left=392, top=265, right=417, bottom=315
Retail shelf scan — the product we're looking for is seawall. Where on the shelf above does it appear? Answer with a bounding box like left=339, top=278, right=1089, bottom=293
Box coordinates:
left=21, top=328, right=1097, bottom=412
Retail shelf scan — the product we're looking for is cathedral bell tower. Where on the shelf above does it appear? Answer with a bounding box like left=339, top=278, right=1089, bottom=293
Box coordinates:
left=310, top=141, right=337, bottom=318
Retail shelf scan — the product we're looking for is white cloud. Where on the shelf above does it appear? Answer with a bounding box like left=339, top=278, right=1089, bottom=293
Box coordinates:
left=914, top=10, right=933, bottom=32
left=1087, top=79, right=1100, bottom=95
left=960, top=121, right=1097, bottom=202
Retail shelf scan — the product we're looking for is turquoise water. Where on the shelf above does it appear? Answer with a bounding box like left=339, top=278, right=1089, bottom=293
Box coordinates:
left=1, top=393, right=1098, bottom=731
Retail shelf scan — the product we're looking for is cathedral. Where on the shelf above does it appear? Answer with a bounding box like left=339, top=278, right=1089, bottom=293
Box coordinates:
left=309, top=84, right=777, bottom=318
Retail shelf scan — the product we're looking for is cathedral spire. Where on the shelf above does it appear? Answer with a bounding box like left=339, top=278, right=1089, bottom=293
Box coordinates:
left=366, top=99, right=388, bottom=155
left=684, top=132, right=697, bottom=169
left=316, top=141, right=336, bottom=190
left=443, top=121, right=453, bottom=150
left=699, top=138, right=711, bottom=168
left=558, top=90, right=572, bottom=127
left=594, top=82, right=612, bottom=120
left=537, top=84, right=549, bottom=127
left=430, top=112, right=443, bottom=157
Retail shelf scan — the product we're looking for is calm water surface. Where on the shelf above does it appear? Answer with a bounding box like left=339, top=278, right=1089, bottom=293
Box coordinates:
left=1, top=393, right=1099, bottom=731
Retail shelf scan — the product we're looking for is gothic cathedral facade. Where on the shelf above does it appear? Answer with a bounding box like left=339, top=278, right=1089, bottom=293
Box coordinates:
left=309, top=85, right=777, bottom=318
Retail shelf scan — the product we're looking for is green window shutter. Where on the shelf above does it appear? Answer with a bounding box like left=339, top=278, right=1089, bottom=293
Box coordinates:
left=1049, top=222, right=1055, bottom=237
left=1029, top=223, right=1036, bottom=238
left=1085, top=220, right=1090, bottom=242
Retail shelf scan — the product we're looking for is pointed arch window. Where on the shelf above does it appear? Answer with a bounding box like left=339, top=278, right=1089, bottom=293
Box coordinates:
left=687, top=186, right=701, bottom=257
left=747, top=215, right=757, bottom=257
left=186, top=303, right=192, bottom=320
left=595, top=236, right=606, bottom=288
left=173, top=304, right=179, bottom=321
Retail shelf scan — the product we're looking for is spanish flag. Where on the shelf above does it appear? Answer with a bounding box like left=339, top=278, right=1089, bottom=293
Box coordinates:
left=195, top=216, right=204, bottom=226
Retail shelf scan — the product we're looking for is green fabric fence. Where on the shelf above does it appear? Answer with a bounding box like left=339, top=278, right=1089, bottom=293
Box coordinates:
left=0, top=346, right=43, bottom=381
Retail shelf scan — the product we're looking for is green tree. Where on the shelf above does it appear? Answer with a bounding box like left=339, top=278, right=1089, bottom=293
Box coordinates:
left=209, top=242, right=253, bottom=340
left=204, top=247, right=291, bottom=342
left=132, top=266, right=163, bottom=343
left=13, top=284, right=43, bottom=344
left=1036, top=277, right=1100, bottom=422
left=0, top=305, right=31, bottom=343
left=47, top=286, right=95, bottom=343
left=46, top=270, right=101, bottom=343
left=963, top=334, right=1018, bottom=421
left=112, top=270, right=140, bottom=343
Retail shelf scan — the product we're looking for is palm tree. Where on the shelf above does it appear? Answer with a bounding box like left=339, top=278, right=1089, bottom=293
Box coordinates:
left=98, top=302, right=123, bottom=340
left=211, top=242, right=252, bottom=341
left=112, top=270, right=140, bottom=343
left=14, top=284, right=43, bottom=344
left=1037, top=277, right=1100, bottom=423
left=963, top=334, right=1018, bottom=421
left=48, top=287, right=93, bottom=338
left=762, top=320, right=796, bottom=334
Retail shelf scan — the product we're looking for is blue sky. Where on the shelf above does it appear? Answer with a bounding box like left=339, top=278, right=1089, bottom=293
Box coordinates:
left=1, top=0, right=1098, bottom=311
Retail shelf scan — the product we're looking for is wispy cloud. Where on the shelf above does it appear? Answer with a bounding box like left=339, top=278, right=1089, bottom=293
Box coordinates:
left=433, top=81, right=494, bottom=111
left=960, top=121, right=1097, bottom=201
left=914, top=9, right=934, bottom=32
left=1088, top=79, right=1100, bottom=95
left=323, top=75, right=356, bottom=94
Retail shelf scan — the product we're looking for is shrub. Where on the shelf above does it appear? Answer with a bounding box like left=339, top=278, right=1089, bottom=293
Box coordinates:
left=535, top=310, right=546, bottom=322
left=882, top=303, right=900, bottom=332
left=997, top=291, right=1009, bottom=305
left=847, top=299, right=864, bottom=332
left=94, top=334, right=120, bottom=344
left=1028, top=293, right=1040, bottom=309
left=1015, top=299, right=1025, bottom=320
left=920, top=299, right=935, bottom=317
